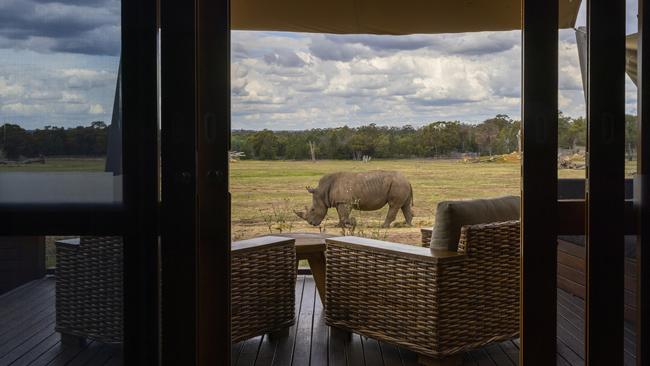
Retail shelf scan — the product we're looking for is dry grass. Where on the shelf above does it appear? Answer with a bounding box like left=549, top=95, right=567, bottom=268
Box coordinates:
left=6, top=157, right=635, bottom=254
left=231, top=159, right=598, bottom=245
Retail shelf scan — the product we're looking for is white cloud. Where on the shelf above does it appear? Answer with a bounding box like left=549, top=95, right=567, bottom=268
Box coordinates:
left=0, top=0, right=640, bottom=130
left=231, top=30, right=532, bottom=129
left=89, top=103, right=104, bottom=114
left=0, top=76, right=24, bottom=98
left=0, top=49, right=118, bottom=127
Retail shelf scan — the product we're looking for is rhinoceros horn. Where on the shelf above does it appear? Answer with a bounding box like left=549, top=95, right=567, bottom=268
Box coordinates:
left=294, top=209, right=306, bottom=219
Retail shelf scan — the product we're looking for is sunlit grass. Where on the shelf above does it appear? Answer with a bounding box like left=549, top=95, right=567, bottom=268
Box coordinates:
left=18, top=157, right=637, bottom=248
left=0, top=158, right=105, bottom=172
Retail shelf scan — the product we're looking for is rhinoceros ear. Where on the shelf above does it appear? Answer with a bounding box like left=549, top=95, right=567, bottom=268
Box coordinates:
left=306, top=186, right=317, bottom=194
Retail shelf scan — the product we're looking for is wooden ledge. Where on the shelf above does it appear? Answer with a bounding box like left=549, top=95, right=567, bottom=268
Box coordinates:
left=232, top=236, right=295, bottom=253
left=326, top=236, right=465, bottom=263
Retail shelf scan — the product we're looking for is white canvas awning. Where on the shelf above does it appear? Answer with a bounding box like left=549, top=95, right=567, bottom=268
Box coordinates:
left=626, top=33, right=638, bottom=85
left=232, top=0, right=582, bottom=35
left=575, top=28, right=639, bottom=89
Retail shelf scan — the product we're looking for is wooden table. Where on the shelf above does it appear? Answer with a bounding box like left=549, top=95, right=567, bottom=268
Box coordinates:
left=271, top=232, right=336, bottom=305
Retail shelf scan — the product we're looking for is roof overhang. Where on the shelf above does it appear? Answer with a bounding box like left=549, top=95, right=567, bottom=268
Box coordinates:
left=232, top=0, right=582, bottom=35
left=626, top=33, right=638, bottom=85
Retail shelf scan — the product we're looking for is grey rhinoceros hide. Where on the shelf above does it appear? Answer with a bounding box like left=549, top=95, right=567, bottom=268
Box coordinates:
left=295, top=170, right=413, bottom=228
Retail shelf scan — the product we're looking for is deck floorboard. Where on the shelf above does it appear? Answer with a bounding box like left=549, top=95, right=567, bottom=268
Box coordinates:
left=0, top=276, right=635, bottom=365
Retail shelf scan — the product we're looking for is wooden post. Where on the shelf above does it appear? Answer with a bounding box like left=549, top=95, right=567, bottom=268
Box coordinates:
left=197, top=0, right=231, bottom=363
left=122, top=0, right=159, bottom=362
left=160, top=0, right=198, bottom=363
left=638, top=1, right=650, bottom=364
left=585, top=0, right=626, bottom=363
left=520, top=0, right=558, bottom=364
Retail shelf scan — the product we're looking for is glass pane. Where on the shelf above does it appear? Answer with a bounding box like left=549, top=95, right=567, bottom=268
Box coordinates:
left=0, top=0, right=122, bottom=204
left=557, top=1, right=639, bottom=364
left=0, top=235, right=123, bottom=364
left=625, top=1, right=639, bottom=364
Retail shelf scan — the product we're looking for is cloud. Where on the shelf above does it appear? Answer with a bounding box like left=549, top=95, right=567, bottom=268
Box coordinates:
left=309, top=35, right=372, bottom=61
left=231, top=25, right=635, bottom=130
left=263, top=49, right=306, bottom=67
left=322, top=34, right=436, bottom=51
left=0, top=0, right=640, bottom=130
left=232, top=30, right=534, bottom=130
left=0, top=52, right=118, bottom=128
left=89, top=103, right=104, bottom=114
left=0, top=0, right=120, bottom=56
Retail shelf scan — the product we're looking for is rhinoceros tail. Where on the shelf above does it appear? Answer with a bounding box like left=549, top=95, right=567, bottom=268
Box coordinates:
left=410, top=183, right=414, bottom=206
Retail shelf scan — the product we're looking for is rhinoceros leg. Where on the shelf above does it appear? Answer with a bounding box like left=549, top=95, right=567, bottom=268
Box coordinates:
left=382, top=205, right=400, bottom=228
left=401, top=203, right=414, bottom=225
left=335, top=203, right=353, bottom=227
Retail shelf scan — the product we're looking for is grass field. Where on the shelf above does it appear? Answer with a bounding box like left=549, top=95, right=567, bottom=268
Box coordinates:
left=2, top=157, right=634, bottom=248
left=0, top=157, right=105, bottom=171
left=231, top=159, right=591, bottom=244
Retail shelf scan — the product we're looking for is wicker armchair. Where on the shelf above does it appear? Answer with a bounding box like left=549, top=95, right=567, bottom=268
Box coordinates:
left=325, top=221, right=520, bottom=365
left=231, top=236, right=297, bottom=343
left=56, top=235, right=296, bottom=345
left=56, top=237, right=123, bottom=344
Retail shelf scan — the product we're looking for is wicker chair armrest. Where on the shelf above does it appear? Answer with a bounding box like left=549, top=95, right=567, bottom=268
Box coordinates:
left=326, top=236, right=465, bottom=264
left=55, top=238, right=80, bottom=249
left=420, top=228, right=433, bottom=246
left=458, top=220, right=520, bottom=254
left=231, top=236, right=295, bottom=254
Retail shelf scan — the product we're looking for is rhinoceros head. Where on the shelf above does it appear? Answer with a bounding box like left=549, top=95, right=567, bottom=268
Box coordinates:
left=294, top=186, right=328, bottom=226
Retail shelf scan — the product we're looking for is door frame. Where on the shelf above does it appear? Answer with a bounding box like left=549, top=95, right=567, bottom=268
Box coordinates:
left=0, top=0, right=160, bottom=363
left=159, top=0, right=231, bottom=364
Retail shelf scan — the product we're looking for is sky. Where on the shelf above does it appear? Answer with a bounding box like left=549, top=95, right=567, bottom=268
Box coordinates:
left=0, top=0, right=640, bottom=130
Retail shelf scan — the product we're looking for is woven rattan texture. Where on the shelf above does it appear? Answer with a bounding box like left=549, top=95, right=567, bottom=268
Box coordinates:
left=421, top=228, right=433, bottom=246
left=326, top=221, right=520, bottom=358
left=56, top=236, right=124, bottom=344
left=56, top=237, right=296, bottom=345
left=231, top=241, right=296, bottom=343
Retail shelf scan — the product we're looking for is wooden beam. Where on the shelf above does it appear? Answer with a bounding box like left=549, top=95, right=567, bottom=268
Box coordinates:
left=160, top=0, right=199, bottom=363
left=638, top=0, right=650, bottom=364
left=520, top=0, right=558, bottom=363
left=0, top=204, right=125, bottom=235
left=196, top=0, right=231, bottom=364
left=121, top=0, right=160, bottom=362
left=585, top=0, right=626, bottom=363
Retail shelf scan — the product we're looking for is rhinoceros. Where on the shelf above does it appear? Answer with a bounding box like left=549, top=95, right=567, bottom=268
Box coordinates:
left=294, top=170, right=414, bottom=228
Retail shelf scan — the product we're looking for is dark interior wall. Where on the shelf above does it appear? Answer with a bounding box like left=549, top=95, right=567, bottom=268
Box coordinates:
left=0, top=236, right=45, bottom=295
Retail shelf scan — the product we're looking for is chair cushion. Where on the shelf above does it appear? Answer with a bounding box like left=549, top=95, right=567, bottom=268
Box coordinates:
left=431, top=196, right=520, bottom=251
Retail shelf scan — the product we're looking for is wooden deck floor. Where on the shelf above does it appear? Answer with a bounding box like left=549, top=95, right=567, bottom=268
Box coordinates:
left=0, top=276, right=636, bottom=366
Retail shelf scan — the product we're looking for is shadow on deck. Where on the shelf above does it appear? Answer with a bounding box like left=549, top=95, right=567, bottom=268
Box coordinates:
left=0, top=276, right=636, bottom=365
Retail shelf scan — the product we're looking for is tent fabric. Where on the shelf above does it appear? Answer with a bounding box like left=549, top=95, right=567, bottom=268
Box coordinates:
left=105, top=60, right=122, bottom=175
left=626, top=33, right=638, bottom=85
left=575, top=28, right=638, bottom=89
left=232, top=0, right=582, bottom=35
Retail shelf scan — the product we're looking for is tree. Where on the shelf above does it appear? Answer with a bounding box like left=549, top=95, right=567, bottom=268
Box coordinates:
left=247, top=129, right=279, bottom=159
left=419, top=121, right=462, bottom=157
left=348, top=124, right=381, bottom=160
left=308, top=141, right=317, bottom=161
left=0, top=124, right=33, bottom=159
left=625, top=114, right=637, bottom=160
left=475, top=118, right=500, bottom=156
left=558, top=111, right=573, bottom=149
left=567, top=117, right=586, bottom=150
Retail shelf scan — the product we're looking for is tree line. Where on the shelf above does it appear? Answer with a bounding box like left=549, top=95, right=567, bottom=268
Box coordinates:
left=232, top=113, right=638, bottom=160
left=0, top=121, right=108, bottom=160
left=0, top=113, right=638, bottom=160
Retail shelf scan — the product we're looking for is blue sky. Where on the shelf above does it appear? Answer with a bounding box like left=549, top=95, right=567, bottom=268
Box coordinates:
left=0, top=0, right=639, bottom=130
